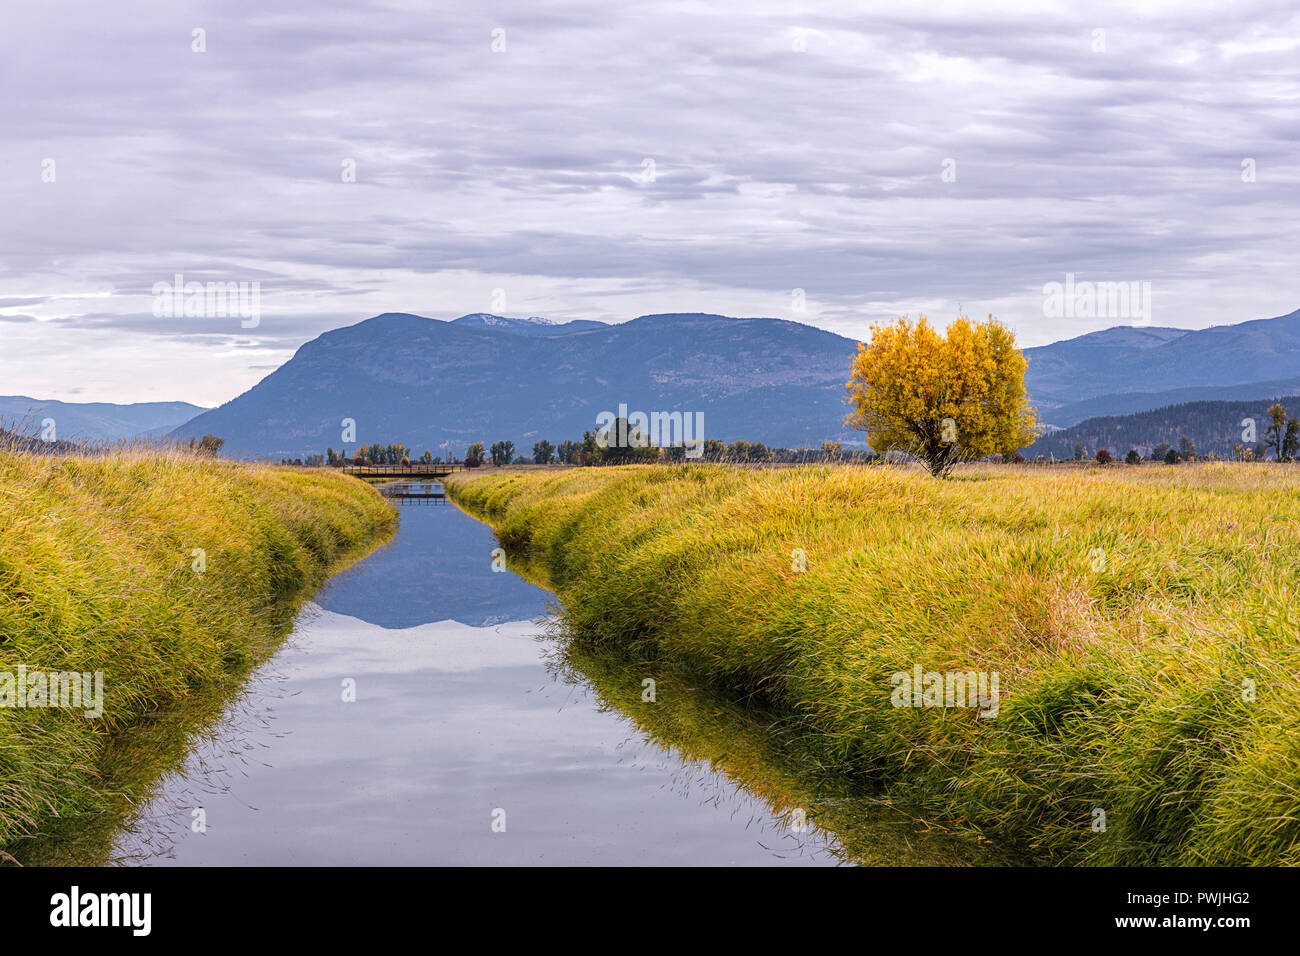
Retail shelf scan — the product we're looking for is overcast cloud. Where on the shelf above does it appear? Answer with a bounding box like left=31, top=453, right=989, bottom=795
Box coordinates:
left=2, top=0, right=1298, bottom=405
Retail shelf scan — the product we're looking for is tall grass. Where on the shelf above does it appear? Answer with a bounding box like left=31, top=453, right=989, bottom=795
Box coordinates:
left=0, top=443, right=396, bottom=857
left=447, top=462, right=1300, bottom=865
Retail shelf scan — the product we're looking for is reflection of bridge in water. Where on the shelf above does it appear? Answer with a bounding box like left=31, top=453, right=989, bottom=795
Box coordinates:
left=377, top=481, right=448, bottom=506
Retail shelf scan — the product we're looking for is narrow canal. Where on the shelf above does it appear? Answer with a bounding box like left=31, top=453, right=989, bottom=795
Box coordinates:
left=107, top=486, right=879, bottom=865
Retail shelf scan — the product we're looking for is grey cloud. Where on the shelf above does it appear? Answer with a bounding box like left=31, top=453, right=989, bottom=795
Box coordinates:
left=2, top=0, right=1299, bottom=405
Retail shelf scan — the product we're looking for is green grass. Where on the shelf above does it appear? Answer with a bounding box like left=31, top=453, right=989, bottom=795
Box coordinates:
left=0, top=446, right=396, bottom=859
left=447, top=462, right=1300, bottom=865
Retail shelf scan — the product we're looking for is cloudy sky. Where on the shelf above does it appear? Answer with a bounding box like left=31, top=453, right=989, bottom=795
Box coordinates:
left=3, top=0, right=1298, bottom=406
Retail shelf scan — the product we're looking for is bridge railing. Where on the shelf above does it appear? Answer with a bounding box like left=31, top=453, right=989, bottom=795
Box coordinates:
left=339, top=463, right=464, bottom=477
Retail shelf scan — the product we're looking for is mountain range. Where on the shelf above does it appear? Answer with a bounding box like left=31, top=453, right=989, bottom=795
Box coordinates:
left=13, top=306, right=1300, bottom=459
left=172, top=312, right=864, bottom=458
left=1022, top=308, right=1300, bottom=425
left=0, top=396, right=204, bottom=443
left=1039, top=376, right=1300, bottom=426
left=167, top=307, right=1300, bottom=459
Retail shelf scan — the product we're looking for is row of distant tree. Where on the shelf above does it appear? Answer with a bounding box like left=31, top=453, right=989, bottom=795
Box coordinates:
left=1064, top=435, right=1203, bottom=463
left=489, top=434, right=875, bottom=466
left=307, top=431, right=873, bottom=468
left=294, top=403, right=1300, bottom=471
left=322, top=444, right=435, bottom=466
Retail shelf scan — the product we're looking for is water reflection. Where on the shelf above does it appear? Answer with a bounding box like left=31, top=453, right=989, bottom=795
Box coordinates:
left=109, top=668, right=297, bottom=864
left=377, top=481, right=448, bottom=506
left=67, top=489, right=998, bottom=865
left=110, top=608, right=859, bottom=864
left=543, top=640, right=1007, bottom=865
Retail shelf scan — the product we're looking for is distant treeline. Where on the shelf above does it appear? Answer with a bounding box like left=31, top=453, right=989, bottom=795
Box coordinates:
left=298, top=398, right=1300, bottom=471
left=530, top=436, right=875, bottom=465
left=309, top=433, right=874, bottom=467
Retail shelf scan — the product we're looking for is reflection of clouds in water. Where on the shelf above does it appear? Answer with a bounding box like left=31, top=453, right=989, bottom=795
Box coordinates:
left=110, top=660, right=297, bottom=865
left=290, top=606, right=549, bottom=676
left=92, top=497, right=984, bottom=866
left=110, top=598, right=853, bottom=866
left=111, top=604, right=550, bottom=864
left=538, top=632, right=849, bottom=865
left=637, top=741, right=843, bottom=864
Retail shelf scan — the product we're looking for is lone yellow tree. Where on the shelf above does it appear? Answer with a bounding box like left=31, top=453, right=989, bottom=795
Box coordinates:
left=844, top=315, right=1039, bottom=476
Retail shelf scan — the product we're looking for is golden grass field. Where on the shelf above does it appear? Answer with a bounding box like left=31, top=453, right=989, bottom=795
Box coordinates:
left=448, top=461, right=1300, bottom=865
left=0, top=446, right=396, bottom=859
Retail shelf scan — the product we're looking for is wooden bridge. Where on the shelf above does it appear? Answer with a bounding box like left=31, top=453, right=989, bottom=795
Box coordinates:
left=341, top=463, right=463, bottom=480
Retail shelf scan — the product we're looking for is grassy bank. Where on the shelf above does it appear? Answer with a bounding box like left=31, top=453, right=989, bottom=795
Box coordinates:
left=447, top=463, right=1300, bottom=865
left=0, top=448, right=396, bottom=859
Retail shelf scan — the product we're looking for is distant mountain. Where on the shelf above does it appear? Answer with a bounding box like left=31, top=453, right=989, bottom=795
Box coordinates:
left=1024, top=308, right=1300, bottom=421
left=1044, top=377, right=1300, bottom=427
left=0, top=396, right=204, bottom=443
left=449, top=313, right=608, bottom=336
left=169, top=306, right=1300, bottom=459
left=1022, top=396, right=1300, bottom=460
left=172, top=312, right=861, bottom=458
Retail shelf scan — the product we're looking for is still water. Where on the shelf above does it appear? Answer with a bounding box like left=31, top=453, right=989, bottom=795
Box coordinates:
left=108, top=487, right=861, bottom=865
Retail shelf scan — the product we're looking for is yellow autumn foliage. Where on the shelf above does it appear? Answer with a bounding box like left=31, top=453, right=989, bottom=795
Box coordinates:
left=845, top=315, right=1039, bottom=475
